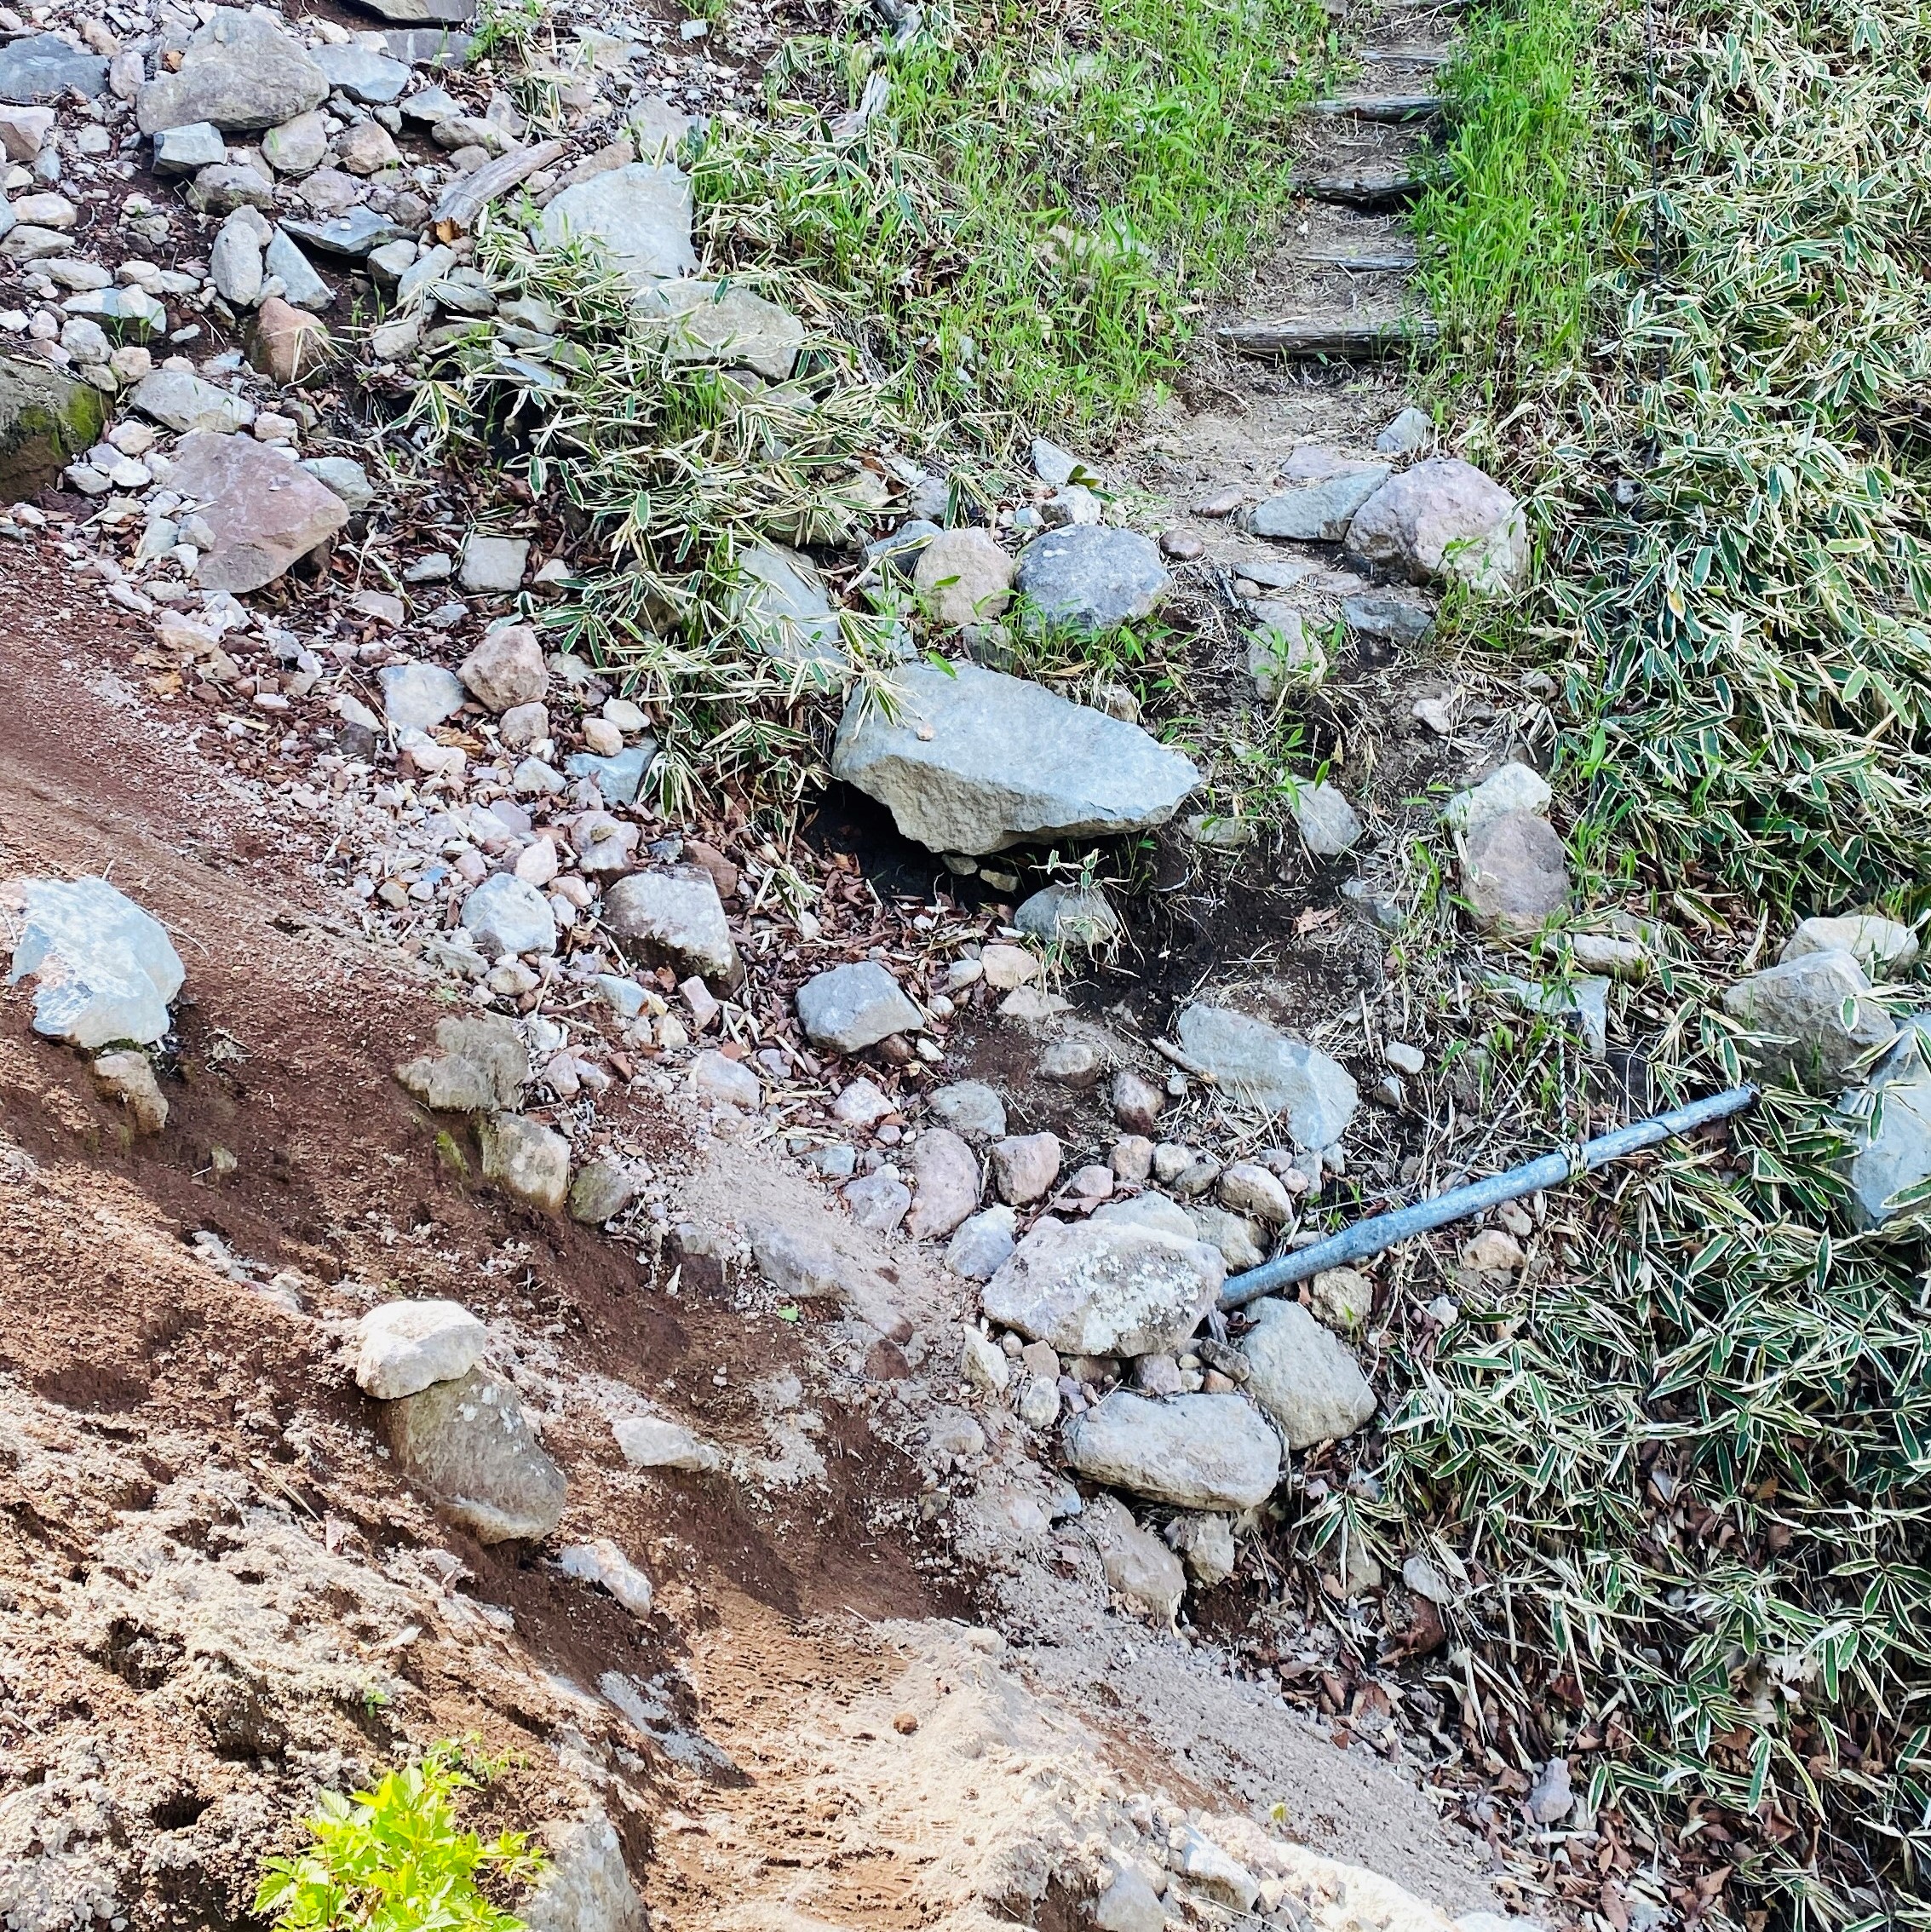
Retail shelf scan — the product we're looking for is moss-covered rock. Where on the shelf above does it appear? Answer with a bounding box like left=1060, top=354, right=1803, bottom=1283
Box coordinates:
left=0, top=356, right=106, bottom=499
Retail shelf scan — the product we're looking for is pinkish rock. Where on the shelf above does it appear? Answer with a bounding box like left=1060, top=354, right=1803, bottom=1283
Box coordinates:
left=164, top=430, right=347, bottom=593
left=905, top=1127, right=980, bottom=1239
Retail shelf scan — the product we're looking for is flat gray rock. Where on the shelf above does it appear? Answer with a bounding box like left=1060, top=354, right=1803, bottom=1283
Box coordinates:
left=749, top=1221, right=871, bottom=1302
left=377, top=659, right=464, bottom=730
left=639, top=279, right=803, bottom=381
left=1345, top=457, right=1528, bottom=595
left=153, top=120, right=227, bottom=173
left=461, top=871, right=558, bottom=957
left=564, top=742, right=654, bottom=806
left=1292, top=779, right=1362, bottom=858
left=136, top=26, right=328, bottom=135
left=1064, top=1391, right=1280, bottom=1510
left=1783, top=914, right=1919, bottom=977
left=831, top=660, right=1198, bottom=856
left=1461, top=808, right=1570, bottom=934
left=1014, top=883, right=1120, bottom=950
left=394, top=1012, right=527, bottom=1113
left=929, top=1079, right=1007, bottom=1141
left=381, top=27, right=474, bottom=65
left=1375, top=405, right=1433, bottom=456
left=1083, top=1492, right=1185, bottom=1623
left=1342, top=589, right=1434, bottom=646
left=537, top=161, right=697, bottom=290
left=0, top=35, right=109, bottom=104
left=982, top=1214, right=1221, bottom=1358
left=1251, top=459, right=1389, bottom=541
left=1723, top=947, right=1895, bottom=1089
left=353, top=0, right=477, bottom=25
left=461, top=532, right=528, bottom=593
left=796, top=961, right=922, bottom=1053
left=5, top=877, right=184, bottom=1050
left=313, top=44, right=411, bottom=102
left=733, top=542, right=844, bottom=670
left=568, top=1158, right=636, bottom=1225
left=1175, top=1003, right=1358, bottom=1149
left=1841, top=1018, right=1931, bottom=1228
left=1238, top=1297, right=1376, bottom=1449
left=603, top=867, right=738, bottom=984
left=382, top=1367, right=566, bottom=1543
left=130, top=367, right=253, bottom=434
left=1013, top=524, right=1169, bottom=632
left=945, top=1205, right=1018, bottom=1280
left=166, top=430, right=348, bottom=593
left=281, top=206, right=408, bottom=258
left=300, top=454, right=373, bottom=509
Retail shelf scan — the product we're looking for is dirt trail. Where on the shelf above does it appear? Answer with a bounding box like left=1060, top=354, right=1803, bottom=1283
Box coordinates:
left=0, top=558, right=1501, bottom=1927
left=0, top=2, right=1539, bottom=1927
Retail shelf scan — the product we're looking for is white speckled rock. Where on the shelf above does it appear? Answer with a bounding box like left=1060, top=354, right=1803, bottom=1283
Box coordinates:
left=354, top=1298, right=487, bottom=1400
left=982, top=1214, right=1221, bottom=1358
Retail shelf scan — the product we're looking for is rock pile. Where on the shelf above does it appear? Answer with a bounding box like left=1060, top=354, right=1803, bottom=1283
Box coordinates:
left=353, top=1297, right=566, bottom=1542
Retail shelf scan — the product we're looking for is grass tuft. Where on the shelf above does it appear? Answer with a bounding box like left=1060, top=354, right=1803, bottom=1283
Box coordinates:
left=694, top=0, right=1332, bottom=443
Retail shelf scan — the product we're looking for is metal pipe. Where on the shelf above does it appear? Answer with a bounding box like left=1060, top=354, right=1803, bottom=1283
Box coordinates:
left=1217, top=1084, right=1758, bottom=1312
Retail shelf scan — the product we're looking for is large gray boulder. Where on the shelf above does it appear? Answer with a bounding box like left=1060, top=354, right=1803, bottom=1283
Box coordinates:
left=136, top=18, right=329, bottom=135
left=1841, top=1018, right=1931, bottom=1228
left=1, top=355, right=105, bottom=497
left=1064, top=1391, right=1281, bottom=1510
left=164, top=431, right=348, bottom=593
left=394, top=1014, right=528, bottom=1113
left=831, top=660, right=1198, bottom=855
left=5, top=877, right=184, bottom=1050
left=1238, top=1298, right=1376, bottom=1449
left=981, top=1214, right=1222, bottom=1358
left=382, top=1368, right=566, bottom=1543
left=1723, top=948, right=1895, bottom=1089
left=796, top=961, right=922, bottom=1053
left=1175, top=1003, right=1358, bottom=1148
left=1013, top=525, right=1169, bottom=632
left=603, top=867, right=738, bottom=985
left=1345, top=457, right=1529, bottom=595
left=537, top=162, right=697, bottom=291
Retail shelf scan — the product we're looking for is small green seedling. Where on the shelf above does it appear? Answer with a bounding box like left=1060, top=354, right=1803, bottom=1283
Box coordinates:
left=255, top=1742, right=545, bottom=1932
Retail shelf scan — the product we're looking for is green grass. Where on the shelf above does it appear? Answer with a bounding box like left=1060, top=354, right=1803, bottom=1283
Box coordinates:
left=694, top=0, right=1332, bottom=443
left=256, top=1742, right=544, bottom=1932
left=1411, top=0, right=1603, bottom=390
